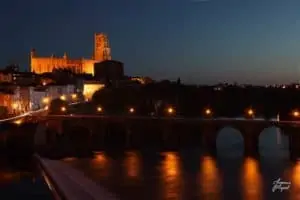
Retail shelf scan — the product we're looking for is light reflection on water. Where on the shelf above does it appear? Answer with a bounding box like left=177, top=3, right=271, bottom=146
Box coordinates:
left=198, top=156, right=222, bottom=199
left=124, top=152, right=141, bottom=180
left=90, top=152, right=111, bottom=180
left=241, top=157, right=263, bottom=200
left=160, top=152, right=182, bottom=200
left=0, top=167, right=53, bottom=199
left=62, top=128, right=300, bottom=200
left=289, top=161, right=300, bottom=199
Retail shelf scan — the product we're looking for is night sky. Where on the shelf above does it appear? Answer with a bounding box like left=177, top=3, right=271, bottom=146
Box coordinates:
left=1, top=0, right=300, bottom=84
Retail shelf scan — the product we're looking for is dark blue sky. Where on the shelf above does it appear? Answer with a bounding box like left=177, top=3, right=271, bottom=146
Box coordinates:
left=1, top=0, right=300, bottom=84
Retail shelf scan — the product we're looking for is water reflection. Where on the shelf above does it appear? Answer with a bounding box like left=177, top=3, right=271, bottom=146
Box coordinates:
left=216, top=127, right=244, bottom=158
left=161, top=152, right=182, bottom=200
left=90, top=152, right=110, bottom=179
left=289, top=161, right=300, bottom=199
left=62, top=157, right=77, bottom=162
left=241, top=158, right=263, bottom=200
left=124, top=152, right=141, bottom=180
left=259, top=127, right=289, bottom=158
left=0, top=166, right=53, bottom=199
left=0, top=171, right=23, bottom=184
left=198, top=156, right=222, bottom=199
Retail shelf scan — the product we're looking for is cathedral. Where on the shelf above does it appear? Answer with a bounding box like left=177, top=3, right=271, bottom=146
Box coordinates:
left=30, top=33, right=111, bottom=75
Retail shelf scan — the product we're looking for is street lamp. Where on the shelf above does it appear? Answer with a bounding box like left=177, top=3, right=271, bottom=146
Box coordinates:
left=71, top=94, right=77, bottom=100
left=97, top=106, right=102, bottom=112
left=129, top=107, right=135, bottom=113
left=293, top=110, right=299, bottom=117
left=12, top=103, right=18, bottom=110
left=61, top=106, right=66, bottom=112
left=205, top=108, right=212, bottom=115
left=246, top=108, right=254, bottom=118
left=13, top=119, right=23, bottom=125
left=167, top=107, right=174, bottom=114
left=42, top=97, right=50, bottom=104
left=60, top=95, right=66, bottom=101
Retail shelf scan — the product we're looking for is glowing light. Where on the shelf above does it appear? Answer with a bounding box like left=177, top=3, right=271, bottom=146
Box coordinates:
left=42, top=81, right=46, bottom=86
left=91, top=152, right=110, bottom=178
left=205, top=108, right=211, bottom=115
left=124, top=152, right=141, bottom=179
left=13, top=119, right=22, bottom=125
left=129, top=107, right=135, bottom=113
left=45, top=106, right=49, bottom=110
left=247, top=109, right=254, bottom=116
left=241, top=157, right=262, bottom=200
left=161, top=152, right=182, bottom=200
left=61, top=106, right=66, bottom=112
left=83, top=83, right=105, bottom=100
left=12, top=103, right=18, bottom=109
left=71, top=94, right=77, bottom=99
left=60, top=95, right=66, bottom=101
left=42, top=97, right=50, bottom=104
left=97, top=106, right=102, bottom=112
left=199, top=156, right=221, bottom=198
left=167, top=107, right=174, bottom=114
left=293, top=111, right=299, bottom=117
left=290, top=161, right=300, bottom=197
left=95, top=153, right=106, bottom=162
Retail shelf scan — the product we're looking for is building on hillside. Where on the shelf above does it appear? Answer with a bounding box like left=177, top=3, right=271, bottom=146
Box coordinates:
left=18, top=86, right=32, bottom=112
left=0, top=83, right=77, bottom=114
left=30, top=33, right=112, bottom=75
left=130, top=76, right=153, bottom=85
left=0, top=69, right=38, bottom=85
left=12, top=72, right=38, bottom=85
left=30, top=87, right=47, bottom=110
left=0, top=91, right=14, bottom=115
left=0, top=71, right=12, bottom=83
left=83, top=81, right=105, bottom=101
left=30, top=84, right=76, bottom=110
left=45, top=84, right=76, bottom=100
left=0, top=87, right=22, bottom=114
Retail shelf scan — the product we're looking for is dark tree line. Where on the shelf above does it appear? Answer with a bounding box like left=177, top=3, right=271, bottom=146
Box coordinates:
left=91, top=81, right=300, bottom=119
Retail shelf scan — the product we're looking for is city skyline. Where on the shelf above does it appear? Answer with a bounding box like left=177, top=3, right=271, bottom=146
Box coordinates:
left=1, top=0, right=300, bottom=84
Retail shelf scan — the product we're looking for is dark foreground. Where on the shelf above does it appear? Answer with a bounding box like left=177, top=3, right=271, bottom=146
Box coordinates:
left=0, top=157, right=53, bottom=200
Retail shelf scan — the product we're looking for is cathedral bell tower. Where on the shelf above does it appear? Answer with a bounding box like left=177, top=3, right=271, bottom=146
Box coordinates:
left=30, top=49, right=36, bottom=72
left=30, top=48, right=36, bottom=58
left=94, top=33, right=111, bottom=62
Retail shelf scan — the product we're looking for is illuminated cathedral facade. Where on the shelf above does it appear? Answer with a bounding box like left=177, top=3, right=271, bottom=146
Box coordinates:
left=30, top=33, right=111, bottom=75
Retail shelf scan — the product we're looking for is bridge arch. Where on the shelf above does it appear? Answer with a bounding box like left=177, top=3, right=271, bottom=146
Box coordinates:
left=258, top=126, right=289, bottom=158
left=216, top=126, right=244, bottom=157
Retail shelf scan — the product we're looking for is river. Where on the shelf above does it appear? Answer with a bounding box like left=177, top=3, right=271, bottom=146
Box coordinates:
left=0, top=158, right=53, bottom=200
left=61, top=127, right=298, bottom=200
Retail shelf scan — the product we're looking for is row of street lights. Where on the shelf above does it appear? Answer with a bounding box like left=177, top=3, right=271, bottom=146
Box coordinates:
left=57, top=106, right=255, bottom=116
left=42, top=93, right=78, bottom=105
left=56, top=104, right=300, bottom=119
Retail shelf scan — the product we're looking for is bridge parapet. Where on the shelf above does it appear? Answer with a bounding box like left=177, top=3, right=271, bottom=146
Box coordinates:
left=35, top=154, right=118, bottom=200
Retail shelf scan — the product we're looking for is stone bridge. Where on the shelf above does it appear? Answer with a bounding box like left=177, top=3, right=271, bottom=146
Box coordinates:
left=29, top=115, right=300, bottom=160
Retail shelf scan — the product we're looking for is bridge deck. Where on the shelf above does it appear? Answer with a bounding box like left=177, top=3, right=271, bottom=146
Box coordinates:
left=36, top=155, right=118, bottom=200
